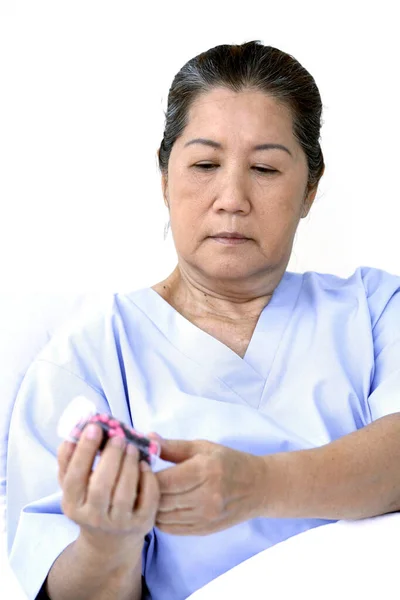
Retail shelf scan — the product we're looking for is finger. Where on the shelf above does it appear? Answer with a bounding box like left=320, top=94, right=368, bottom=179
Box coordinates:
left=156, top=521, right=227, bottom=536
left=57, top=441, right=77, bottom=486
left=136, top=462, right=160, bottom=518
left=63, top=424, right=104, bottom=506
left=156, top=459, right=205, bottom=495
left=87, top=434, right=127, bottom=512
left=109, top=444, right=140, bottom=516
left=157, top=439, right=197, bottom=464
left=155, top=508, right=195, bottom=525
left=156, top=522, right=199, bottom=536
left=158, top=490, right=195, bottom=512
left=146, top=432, right=163, bottom=442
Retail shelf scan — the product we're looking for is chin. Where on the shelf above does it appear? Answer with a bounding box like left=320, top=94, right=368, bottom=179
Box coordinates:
left=199, top=263, right=258, bottom=281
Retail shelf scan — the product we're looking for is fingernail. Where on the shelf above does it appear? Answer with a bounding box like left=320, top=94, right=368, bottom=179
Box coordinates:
left=85, top=424, right=99, bottom=440
left=147, top=432, right=163, bottom=440
left=140, top=460, right=151, bottom=472
left=111, top=435, right=125, bottom=447
left=126, top=443, right=138, bottom=455
left=67, top=426, right=81, bottom=442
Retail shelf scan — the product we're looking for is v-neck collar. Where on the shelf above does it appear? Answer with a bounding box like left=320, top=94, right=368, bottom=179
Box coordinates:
left=128, top=271, right=303, bottom=407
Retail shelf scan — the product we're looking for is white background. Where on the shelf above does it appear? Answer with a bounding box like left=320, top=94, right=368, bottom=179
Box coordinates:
left=0, top=0, right=399, bottom=292
left=0, top=3, right=399, bottom=597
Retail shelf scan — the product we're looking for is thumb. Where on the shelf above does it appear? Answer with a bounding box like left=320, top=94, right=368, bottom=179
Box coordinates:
left=156, top=438, right=197, bottom=464
left=146, top=432, right=164, bottom=442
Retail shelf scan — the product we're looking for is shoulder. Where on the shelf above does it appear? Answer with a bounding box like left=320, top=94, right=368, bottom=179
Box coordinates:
left=356, top=265, right=400, bottom=299
left=36, top=287, right=149, bottom=364
left=295, top=266, right=400, bottom=328
left=354, top=267, right=400, bottom=329
left=37, top=292, right=117, bottom=352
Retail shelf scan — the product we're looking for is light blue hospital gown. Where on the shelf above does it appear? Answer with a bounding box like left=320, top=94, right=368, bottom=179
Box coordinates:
left=6, top=267, right=400, bottom=600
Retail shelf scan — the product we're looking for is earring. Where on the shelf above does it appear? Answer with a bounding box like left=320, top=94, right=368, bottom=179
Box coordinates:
left=163, top=219, right=170, bottom=240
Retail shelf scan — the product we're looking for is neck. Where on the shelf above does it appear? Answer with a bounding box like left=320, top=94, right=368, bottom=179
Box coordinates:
left=157, top=264, right=284, bottom=322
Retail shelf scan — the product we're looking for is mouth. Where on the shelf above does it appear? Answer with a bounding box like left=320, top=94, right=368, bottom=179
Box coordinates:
left=209, top=236, right=250, bottom=245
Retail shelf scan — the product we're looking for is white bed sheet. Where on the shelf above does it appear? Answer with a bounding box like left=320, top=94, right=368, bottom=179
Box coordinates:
left=2, top=514, right=399, bottom=599
left=187, top=513, right=400, bottom=599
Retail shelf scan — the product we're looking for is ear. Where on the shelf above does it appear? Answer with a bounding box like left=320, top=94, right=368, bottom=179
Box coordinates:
left=301, top=184, right=318, bottom=219
left=302, top=166, right=325, bottom=218
left=161, top=171, right=169, bottom=209
left=157, top=148, right=169, bottom=209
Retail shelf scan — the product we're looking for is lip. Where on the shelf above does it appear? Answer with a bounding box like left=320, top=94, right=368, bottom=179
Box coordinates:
left=211, top=232, right=249, bottom=239
left=210, top=237, right=250, bottom=245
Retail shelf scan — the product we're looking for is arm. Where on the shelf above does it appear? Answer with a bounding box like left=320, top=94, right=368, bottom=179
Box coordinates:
left=43, top=534, right=143, bottom=600
left=261, top=412, right=400, bottom=520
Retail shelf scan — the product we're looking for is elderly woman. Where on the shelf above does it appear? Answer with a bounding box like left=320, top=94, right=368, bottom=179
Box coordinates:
left=6, top=40, right=400, bottom=600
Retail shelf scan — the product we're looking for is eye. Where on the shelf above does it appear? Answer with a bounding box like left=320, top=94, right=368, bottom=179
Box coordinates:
left=254, top=167, right=278, bottom=174
left=194, top=163, right=216, bottom=170
left=194, top=163, right=277, bottom=174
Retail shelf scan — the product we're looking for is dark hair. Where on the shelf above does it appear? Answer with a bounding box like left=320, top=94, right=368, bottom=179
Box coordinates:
left=158, top=40, right=325, bottom=193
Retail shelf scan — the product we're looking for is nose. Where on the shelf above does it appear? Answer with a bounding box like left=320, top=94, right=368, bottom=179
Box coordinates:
left=212, top=169, right=251, bottom=213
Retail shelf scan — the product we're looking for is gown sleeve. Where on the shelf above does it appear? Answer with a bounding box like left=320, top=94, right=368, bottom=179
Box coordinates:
left=6, top=356, right=153, bottom=599
left=363, top=267, right=400, bottom=422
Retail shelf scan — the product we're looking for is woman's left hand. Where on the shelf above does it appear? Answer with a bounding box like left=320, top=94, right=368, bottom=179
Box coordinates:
left=148, top=435, right=268, bottom=536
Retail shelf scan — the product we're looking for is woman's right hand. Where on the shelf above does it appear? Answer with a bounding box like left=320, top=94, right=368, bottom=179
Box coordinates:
left=57, top=423, right=160, bottom=557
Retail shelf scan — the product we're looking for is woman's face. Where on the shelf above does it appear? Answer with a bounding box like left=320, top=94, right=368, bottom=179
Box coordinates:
left=161, top=88, right=319, bottom=290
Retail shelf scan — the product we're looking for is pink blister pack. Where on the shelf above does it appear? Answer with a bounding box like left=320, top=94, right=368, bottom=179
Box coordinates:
left=57, top=396, right=160, bottom=466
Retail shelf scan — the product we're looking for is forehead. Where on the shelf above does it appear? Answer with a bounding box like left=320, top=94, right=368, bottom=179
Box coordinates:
left=184, top=88, right=294, bottom=139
